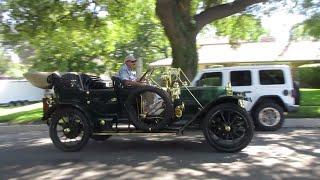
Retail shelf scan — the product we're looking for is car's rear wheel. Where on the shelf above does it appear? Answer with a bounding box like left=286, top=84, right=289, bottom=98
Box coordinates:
left=202, top=103, right=254, bottom=153
left=49, top=108, right=90, bottom=152
left=126, top=86, right=174, bottom=131
left=253, top=102, right=284, bottom=131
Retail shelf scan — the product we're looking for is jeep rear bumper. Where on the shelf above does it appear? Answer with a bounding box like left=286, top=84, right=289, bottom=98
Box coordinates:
left=286, top=104, right=299, bottom=112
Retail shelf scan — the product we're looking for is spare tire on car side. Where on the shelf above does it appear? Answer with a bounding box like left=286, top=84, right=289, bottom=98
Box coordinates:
left=125, top=86, right=174, bottom=131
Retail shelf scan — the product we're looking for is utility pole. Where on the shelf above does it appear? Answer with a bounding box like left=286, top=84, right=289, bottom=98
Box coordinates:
left=136, top=57, right=143, bottom=78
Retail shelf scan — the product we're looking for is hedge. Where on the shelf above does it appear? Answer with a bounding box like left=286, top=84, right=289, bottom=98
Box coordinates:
left=298, top=64, right=320, bottom=88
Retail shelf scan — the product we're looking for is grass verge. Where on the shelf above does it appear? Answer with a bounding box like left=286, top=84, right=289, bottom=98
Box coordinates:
left=0, top=103, right=43, bottom=124
left=287, top=88, right=320, bottom=118
left=287, top=106, right=320, bottom=118
left=300, top=88, right=320, bottom=106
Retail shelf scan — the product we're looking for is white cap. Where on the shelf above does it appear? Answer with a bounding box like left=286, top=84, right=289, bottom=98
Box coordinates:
left=124, top=55, right=136, bottom=63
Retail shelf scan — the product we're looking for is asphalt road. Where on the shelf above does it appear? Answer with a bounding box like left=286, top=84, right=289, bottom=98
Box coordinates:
left=0, top=127, right=319, bottom=180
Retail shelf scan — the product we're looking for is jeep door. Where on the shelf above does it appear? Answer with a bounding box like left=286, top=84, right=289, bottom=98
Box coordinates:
left=256, top=69, right=295, bottom=106
left=227, top=70, right=256, bottom=111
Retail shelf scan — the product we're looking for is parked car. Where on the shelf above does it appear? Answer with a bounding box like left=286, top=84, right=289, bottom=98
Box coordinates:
left=25, top=68, right=254, bottom=153
left=191, top=65, right=300, bottom=131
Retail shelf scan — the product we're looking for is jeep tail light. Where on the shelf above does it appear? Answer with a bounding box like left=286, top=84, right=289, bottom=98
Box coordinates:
left=292, top=81, right=300, bottom=105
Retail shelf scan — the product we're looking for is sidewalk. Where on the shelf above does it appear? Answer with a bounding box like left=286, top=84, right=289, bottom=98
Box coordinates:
left=0, top=118, right=319, bottom=133
left=0, top=123, right=47, bottom=134
left=283, top=118, right=320, bottom=128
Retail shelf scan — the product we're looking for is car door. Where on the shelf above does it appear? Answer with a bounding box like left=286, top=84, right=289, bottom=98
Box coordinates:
left=256, top=69, right=290, bottom=104
left=87, top=88, right=120, bottom=116
left=228, top=70, right=256, bottom=111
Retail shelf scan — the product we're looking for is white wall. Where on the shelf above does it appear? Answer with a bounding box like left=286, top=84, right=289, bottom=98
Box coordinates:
left=0, top=80, right=45, bottom=104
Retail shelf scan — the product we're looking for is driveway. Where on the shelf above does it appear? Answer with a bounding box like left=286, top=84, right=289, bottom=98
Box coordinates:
left=0, top=127, right=319, bottom=179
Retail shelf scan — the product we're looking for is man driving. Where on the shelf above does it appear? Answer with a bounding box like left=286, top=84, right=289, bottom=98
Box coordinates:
left=118, top=55, right=145, bottom=87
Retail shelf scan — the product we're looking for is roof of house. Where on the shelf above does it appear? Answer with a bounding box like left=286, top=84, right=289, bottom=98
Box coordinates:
left=149, top=41, right=320, bottom=67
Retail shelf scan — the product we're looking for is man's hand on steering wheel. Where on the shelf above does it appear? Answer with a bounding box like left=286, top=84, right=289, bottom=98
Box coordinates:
left=139, top=67, right=154, bottom=82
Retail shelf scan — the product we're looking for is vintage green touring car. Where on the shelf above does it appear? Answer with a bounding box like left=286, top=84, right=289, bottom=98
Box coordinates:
left=26, top=68, right=253, bottom=153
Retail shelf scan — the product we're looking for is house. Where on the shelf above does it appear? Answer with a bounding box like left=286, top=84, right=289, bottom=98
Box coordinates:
left=149, top=40, right=320, bottom=70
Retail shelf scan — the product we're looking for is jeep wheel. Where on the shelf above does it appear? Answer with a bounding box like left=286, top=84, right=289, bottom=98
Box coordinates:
left=202, top=103, right=254, bottom=153
left=253, top=102, right=284, bottom=131
left=126, top=86, right=174, bottom=131
left=49, top=108, right=90, bottom=152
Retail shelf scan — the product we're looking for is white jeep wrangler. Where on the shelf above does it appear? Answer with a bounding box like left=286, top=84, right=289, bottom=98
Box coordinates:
left=192, top=65, right=300, bottom=131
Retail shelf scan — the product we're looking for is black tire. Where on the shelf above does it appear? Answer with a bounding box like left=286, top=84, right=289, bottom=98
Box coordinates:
left=202, top=103, right=254, bottom=153
left=253, top=101, right=284, bottom=131
left=49, top=107, right=90, bottom=152
left=125, top=86, right=174, bottom=131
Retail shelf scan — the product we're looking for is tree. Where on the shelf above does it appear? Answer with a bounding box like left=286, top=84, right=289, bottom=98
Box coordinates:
left=1, top=0, right=169, bottom=74
left=0, top=49, right=10, bottom=75
left=155, top=0, right=268, bottom=79
left=3, top=0, right=317, bottom=79
left=299, top=0, right=320, bottom=39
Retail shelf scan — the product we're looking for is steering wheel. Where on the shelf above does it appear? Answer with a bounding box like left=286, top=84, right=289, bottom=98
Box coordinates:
left=139, top=67, right=155, bottom=82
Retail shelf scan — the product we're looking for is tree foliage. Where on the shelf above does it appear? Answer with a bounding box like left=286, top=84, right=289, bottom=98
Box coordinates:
left=290, top=0, right=320, bottom=39
left=302, top=13, right=320, bottom=39
left=0, top=50, right=10, bottom=75
left=1, top=0, right=319, bottom=79
left=1, top=0, right=169, bottom=75
left=213, top=14, right=265, bottom=45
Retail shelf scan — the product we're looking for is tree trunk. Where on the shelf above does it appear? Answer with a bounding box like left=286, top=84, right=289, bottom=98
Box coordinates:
left=156, top=0, right=198, bottom=80
left=156, top=0, right=267, bottom=79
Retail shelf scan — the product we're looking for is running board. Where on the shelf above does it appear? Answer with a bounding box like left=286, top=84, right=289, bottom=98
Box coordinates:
left=92, top=130, right=179, bottom=136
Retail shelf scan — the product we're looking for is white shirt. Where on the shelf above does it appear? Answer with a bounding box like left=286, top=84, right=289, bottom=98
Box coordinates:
left=118, top=64, right=137, bottom=81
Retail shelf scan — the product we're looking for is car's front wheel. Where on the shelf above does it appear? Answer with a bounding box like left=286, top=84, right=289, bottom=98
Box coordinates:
left=49, top=108, right=90, bottom=152
left=202, top=103, right=254, bottom=153
left=253, top=101, right=284, bottom=131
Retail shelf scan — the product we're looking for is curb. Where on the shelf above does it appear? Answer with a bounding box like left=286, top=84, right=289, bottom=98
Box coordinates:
left=283, top=118, right=320, bottom=128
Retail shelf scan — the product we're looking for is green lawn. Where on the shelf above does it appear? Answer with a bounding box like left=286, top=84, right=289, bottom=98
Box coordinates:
left=287, top=88, right=320, bottom=118
left=0, top=89, right=319, bottom=124
left=0, top=103, right=43, bottom=124
left=300, top=88, right=320, bottom=106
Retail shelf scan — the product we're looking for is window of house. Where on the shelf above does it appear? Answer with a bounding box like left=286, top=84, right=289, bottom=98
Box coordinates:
left=230, top=71, right=252, bottom=86
left=259, top=70, right=285, bottom=85
left=198, top=72, right=222, bottom=86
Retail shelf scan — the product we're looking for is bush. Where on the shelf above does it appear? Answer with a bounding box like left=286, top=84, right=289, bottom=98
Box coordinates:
left=298, top=64, right=320, bottom=88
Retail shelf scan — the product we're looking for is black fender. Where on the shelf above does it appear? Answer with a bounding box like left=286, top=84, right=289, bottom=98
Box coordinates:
left=42, top=102, right=95, bottom=129
left=196, top=96, right=243, bottom=123
left=178, top=96, right=244, bottom=135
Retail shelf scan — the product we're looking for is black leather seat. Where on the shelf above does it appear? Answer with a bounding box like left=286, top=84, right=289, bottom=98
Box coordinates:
left=111, top=76, right=132, bottom=103
left=111, top=76, right=124, bottom=91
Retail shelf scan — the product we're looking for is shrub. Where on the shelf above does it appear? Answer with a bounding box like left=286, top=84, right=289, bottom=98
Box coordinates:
left=298, top=64, right=320, bottom=88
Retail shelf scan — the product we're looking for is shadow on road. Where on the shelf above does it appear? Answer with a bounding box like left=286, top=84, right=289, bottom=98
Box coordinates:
left=0, top=129, right=319, bottom=179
